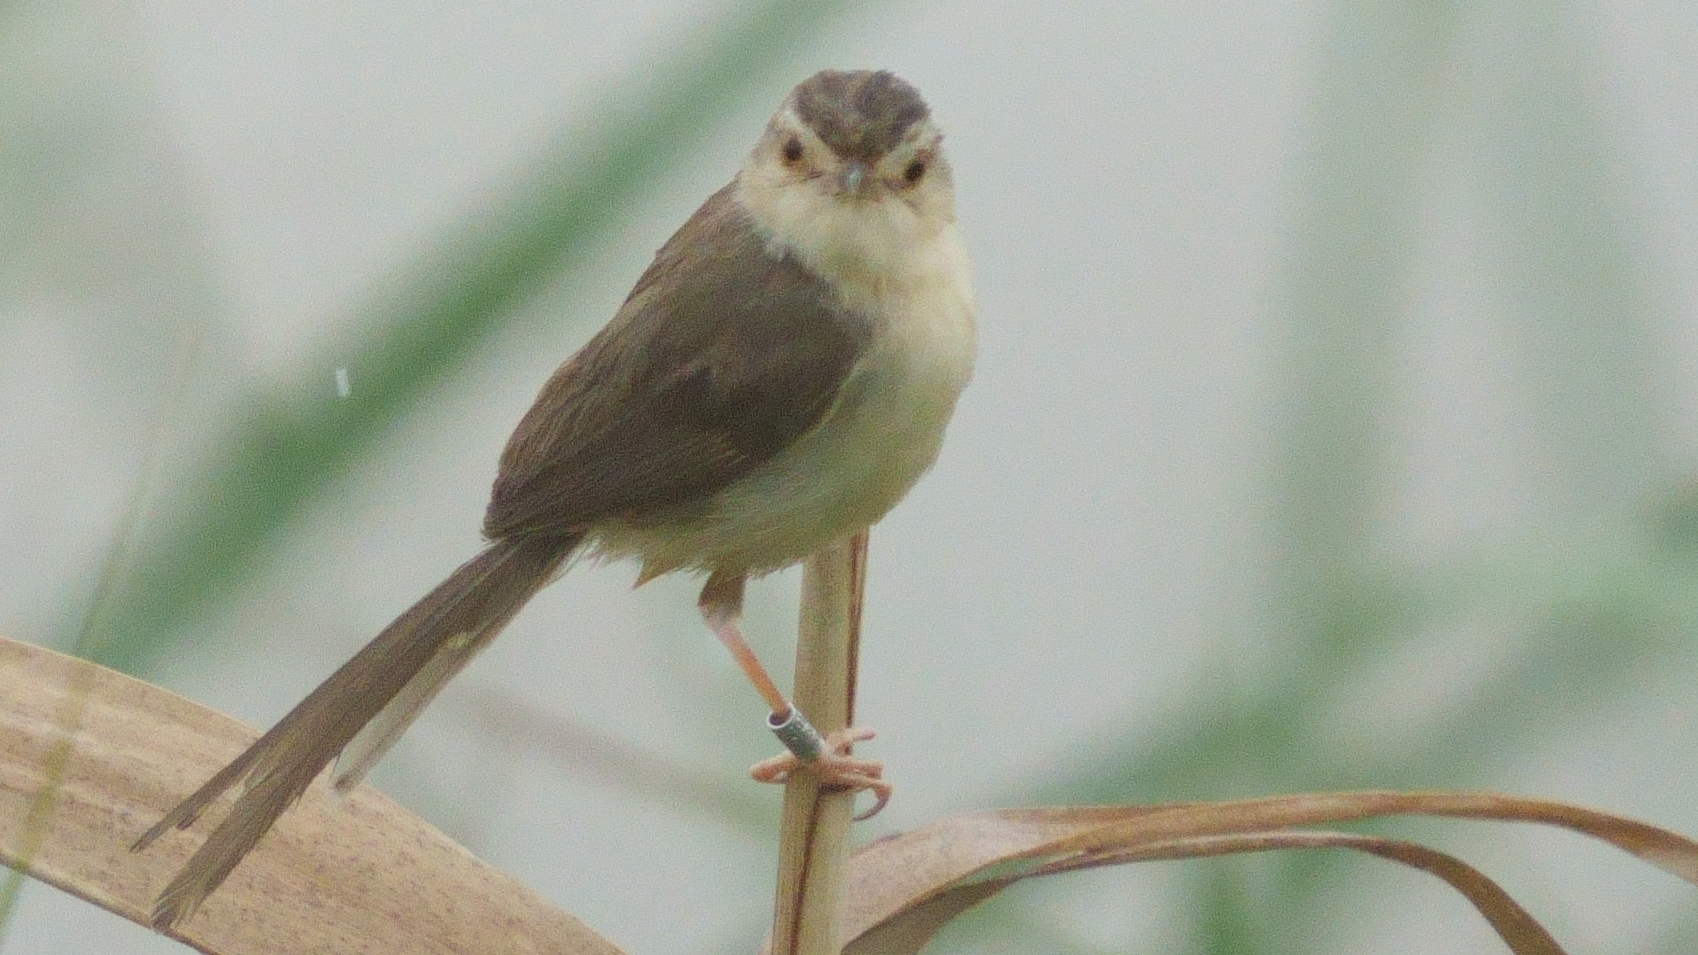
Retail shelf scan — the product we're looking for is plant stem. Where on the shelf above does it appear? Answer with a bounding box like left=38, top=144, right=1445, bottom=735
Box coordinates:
left=770, top=532, right=867, bottom=955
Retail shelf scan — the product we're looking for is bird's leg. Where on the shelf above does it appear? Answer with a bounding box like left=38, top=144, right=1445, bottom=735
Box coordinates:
left=698, top=570, right=889, bottom=818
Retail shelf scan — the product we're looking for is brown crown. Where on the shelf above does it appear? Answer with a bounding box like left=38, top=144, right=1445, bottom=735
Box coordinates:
left=789, top=70, right=931, bottom=161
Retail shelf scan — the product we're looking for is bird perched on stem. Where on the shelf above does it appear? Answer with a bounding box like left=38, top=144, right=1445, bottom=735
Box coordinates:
left=135, top=68, right=975, bottom=929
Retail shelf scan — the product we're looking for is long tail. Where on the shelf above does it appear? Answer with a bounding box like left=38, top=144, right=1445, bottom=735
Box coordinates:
left=134, top=533, right=577, bottom=929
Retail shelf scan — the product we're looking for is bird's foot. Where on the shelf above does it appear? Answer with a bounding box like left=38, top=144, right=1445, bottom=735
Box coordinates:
left=750, top=725, right=890, bottom=820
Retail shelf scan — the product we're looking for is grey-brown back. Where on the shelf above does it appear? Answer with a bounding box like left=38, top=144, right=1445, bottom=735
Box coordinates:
left=484, top=184, right=871, bottom=542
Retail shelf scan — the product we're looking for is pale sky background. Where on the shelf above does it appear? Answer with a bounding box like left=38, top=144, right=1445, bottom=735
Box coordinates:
left=5, top=0, right=1698, bottom=953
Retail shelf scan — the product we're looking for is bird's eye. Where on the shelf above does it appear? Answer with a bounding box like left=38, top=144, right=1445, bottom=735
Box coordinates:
left=782, top=137, right=804, bottom=163
left=903, top=159, right=927, bottom=183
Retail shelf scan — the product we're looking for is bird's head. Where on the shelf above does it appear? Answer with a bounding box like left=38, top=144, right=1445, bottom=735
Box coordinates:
left=737, top=70, right=957, bottom=288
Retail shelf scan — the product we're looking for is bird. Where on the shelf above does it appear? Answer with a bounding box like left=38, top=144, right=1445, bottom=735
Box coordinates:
left=133, top=68, right=975, bottom=929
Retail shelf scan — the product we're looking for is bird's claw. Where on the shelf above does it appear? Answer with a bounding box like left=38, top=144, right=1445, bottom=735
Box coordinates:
left=750, top=725, right=890, bottom=820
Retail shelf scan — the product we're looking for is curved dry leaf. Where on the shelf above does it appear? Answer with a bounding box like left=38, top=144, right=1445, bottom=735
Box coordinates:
left=1247, top=832, right=1561, bottom=955
left=1056, top=791, right=1698, bottom=886
left=847, top=829, right=1568, bottom=955
left=0, top=636, right=624, bottom=955
left=841, top=793, right=1698, bottom=955
left=837, top=808, right=1164, bottom=955
left=1039, top=831, right=1564, bottom=955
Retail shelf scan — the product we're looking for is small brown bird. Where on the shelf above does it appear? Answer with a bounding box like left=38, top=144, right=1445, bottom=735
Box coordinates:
left=134, top=68, right=975, bottom=928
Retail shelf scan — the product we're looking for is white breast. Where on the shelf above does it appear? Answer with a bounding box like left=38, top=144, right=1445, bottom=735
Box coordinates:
left=594, top=218, right=977, bottom=577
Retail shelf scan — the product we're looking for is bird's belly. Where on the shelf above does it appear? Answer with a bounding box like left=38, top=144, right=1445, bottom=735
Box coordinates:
left=593, top=292, right=974, bottom=577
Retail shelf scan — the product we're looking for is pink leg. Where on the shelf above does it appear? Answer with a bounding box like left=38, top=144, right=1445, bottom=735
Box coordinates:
left=699, top=570, right=890, bottom=819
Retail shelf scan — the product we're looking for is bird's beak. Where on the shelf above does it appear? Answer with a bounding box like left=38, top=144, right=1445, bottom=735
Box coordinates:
left=839, top=161, right=868, bottom=199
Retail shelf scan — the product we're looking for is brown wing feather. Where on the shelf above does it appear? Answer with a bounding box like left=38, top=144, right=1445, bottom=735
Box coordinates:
left=483, top=183, right=871, bottom=541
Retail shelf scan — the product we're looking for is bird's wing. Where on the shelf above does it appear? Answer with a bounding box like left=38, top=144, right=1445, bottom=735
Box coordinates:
left=483, top=183, right=871, bottom=541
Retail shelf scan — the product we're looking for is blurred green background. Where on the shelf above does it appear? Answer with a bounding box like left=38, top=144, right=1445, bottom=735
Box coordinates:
left=4, top=0, right=1698, bottom=952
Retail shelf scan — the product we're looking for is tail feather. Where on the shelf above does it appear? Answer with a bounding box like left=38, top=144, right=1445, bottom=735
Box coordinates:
left=330, top=557, right=547, bottom=793
left=328, top=635, right=477, bottom=795
left=135, top=534, right=576, bottom=929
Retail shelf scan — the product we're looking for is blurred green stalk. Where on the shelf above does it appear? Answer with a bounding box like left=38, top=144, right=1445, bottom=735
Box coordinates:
left=78, top=0, right=866, bottom=675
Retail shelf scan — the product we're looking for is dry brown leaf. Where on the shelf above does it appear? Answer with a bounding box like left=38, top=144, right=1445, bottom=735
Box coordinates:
left=1037, top=832, right=1564, bottom=955
left=1052, top=791, right=1698, bottom=885
left=10, top=630, right=1693, bottom=955
left=845, top=829, right=1567, bottom=955
left=840, top=793, right=1698, bottom=955
left=0, top=636, right=624, bottom=955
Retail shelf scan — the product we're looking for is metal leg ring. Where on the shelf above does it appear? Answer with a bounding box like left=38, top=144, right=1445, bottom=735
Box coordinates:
left=768, top=706, right=827, bottom=763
